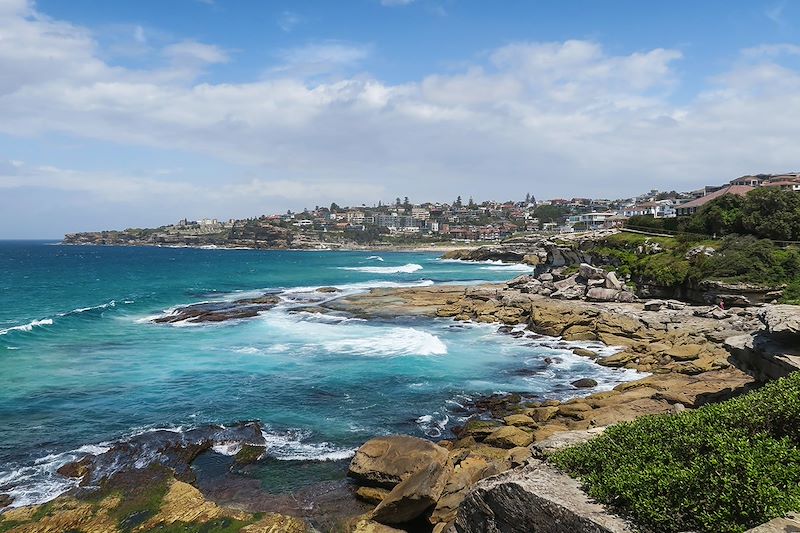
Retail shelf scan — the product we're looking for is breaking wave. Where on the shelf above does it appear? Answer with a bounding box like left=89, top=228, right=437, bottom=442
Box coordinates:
left=339, top=263, right=423, bottom=274
left=0, top=318, right=54, bottom=336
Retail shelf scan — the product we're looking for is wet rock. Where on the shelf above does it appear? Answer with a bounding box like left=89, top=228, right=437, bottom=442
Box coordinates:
left=572, top=348, right=598, bottom=359
left=571, top=378, right=598, bottom=389
left=370, top=460, right=450, bottom=524
left=0, top=493, right=12, bottom=508
left=57, top=421, right=266, bottom=486
left=154, top=296, right=280, bottom=324
left=483, top=426, right=533, bottom=449
left=316, top=286, right=340, bottom=293
left=233, top=444, right=265, bottom=465
left=57, top=457, right=92, bottom=479
left=348, top=435, right=449, bottom=488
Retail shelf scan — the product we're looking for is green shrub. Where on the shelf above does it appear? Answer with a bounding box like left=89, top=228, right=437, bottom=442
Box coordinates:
left=551, top=373, right=800, bottom=533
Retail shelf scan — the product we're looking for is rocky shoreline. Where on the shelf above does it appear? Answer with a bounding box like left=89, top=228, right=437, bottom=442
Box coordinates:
left=2, top=261, right=799, bottom=532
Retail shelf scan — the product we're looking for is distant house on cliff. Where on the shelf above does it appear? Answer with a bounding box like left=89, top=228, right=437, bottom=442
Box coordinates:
left=675, top=185, right=754, bottom=216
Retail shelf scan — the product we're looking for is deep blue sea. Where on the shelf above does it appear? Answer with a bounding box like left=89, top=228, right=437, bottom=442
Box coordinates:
left=0, top=241, right=638, bottom=508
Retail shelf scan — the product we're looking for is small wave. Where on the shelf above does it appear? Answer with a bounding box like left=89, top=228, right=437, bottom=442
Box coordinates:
left=261, top=429, right=355, bottom=461
left=60, top=300, right=117, bottom=316
left=416, top=412, right=450, bottom=438
left=0, top=318, right=54, bottom=336
left=366, top=255, right=385, bottom=262
left=322, top=327, right=447, bottom=357
left=339, top=263, right=423, bottom=274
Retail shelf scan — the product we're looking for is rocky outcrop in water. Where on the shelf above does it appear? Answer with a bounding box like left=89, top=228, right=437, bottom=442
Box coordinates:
left=154, top=295, right=281, bottom=324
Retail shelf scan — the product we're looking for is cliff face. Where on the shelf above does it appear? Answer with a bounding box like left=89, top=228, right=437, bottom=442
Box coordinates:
left=443, top=235, right=786, bottom=307
left=63, top=222, right=294, bottom=249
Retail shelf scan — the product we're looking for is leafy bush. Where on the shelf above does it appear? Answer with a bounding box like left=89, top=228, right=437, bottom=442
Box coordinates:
left=690, top=236, right=800, bottom=285
left=552, top=373, right=800, bottom=533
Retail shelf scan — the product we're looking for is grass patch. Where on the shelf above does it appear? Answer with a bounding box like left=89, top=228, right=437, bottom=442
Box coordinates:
left=551, top=372, right=800, bottom=533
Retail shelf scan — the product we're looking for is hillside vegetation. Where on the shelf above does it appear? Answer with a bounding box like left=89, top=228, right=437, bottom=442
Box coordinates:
left=552, top=372, right=800, bottom=533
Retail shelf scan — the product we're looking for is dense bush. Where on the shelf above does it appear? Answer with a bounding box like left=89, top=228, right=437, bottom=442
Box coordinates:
left=686, top=188, right=800, bottom=241
left=691, top=236, right=800, bottom=285
left=552, top=373, right=800, bottom=533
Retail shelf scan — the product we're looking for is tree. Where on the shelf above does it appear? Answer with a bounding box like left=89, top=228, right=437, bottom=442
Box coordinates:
left=468, top=196, right=476, bottom=208
left=525, top=193, right=531, bottom=203
left=395, top=197, right=401, bottom=207
left=330, top=202, right=341, bottom=212
left=455, top=196, right=463, bottom=208
left=403, top=196, right=410, bottom=209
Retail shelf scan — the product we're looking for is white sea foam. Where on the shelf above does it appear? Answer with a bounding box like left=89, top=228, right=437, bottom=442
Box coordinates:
left=322, top=327, right=447, bottom=356
left=339, top=263, right=423, bottom=274
left=260, top=429, right=355, bottom=461
left=366, top=255, right=385, bottom=261
left=0, top=318, right=54, bottom=336
left=416, top=412, right=450, bottom=438
left=60, top=300, right=117, bottom=315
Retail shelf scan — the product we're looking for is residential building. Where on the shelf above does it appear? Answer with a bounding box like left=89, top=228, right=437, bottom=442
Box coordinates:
left=675, top=185, right=754, bottom=216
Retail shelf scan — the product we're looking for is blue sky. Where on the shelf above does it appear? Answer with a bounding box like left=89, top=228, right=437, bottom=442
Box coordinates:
left=1, top=0, right=799, bottom=237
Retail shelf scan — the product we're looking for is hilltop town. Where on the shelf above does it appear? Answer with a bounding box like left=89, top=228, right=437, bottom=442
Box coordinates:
left=63, top=172, right=800, bottom=249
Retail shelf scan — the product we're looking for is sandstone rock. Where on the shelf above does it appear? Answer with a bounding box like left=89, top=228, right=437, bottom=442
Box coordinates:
left=233, top=444, right=265, bottom=465
left=666, top=300, right=686, bottom=310
left=597, top=351, right=637, bottom=367
left=571, top=378, right=598, bottom=389
left=351, top=518, right=406, bottom=533
left=316, top=286, right=340, bottom=293
left=242, top=513, right=310, bottom=533
left=528, top=406, right=559, bottom=423
left=665, top=343, right=703, bottom=361
left=348, top=435, right=449, bottom=488
left=356, top=486, right=391, bottom=505
left=371, top=460, right=450, bottom=524
left=572, top=348, right=598, bottom=358
left=507, top=274, right=535, bottom=288
left=616, top=291, right=637, bottom=303
left=586, top=287, right=620, bottom=302
left=538, top=272, right=554, bottom=282
left=0, top=493, right=11, bottom=508
left=532, top=427, right=606, bottom=456
left=484, top=426, right=533, bottom=449
left=455, top=461, right=635, bottom=532
left=457, top=419, right=503, bottom=440
left=503, top=414, right=536, bottom=427
left=506, top=446, right=533, bottom=467
left=430, top=455, right=499, bottom=525
left=557, top=402, right=592, bottom=420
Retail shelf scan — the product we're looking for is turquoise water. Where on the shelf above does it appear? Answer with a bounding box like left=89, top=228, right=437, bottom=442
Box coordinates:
left=0, top=241, right=638, bottom=507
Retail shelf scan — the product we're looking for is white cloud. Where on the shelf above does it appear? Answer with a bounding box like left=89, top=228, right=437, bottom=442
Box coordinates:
left=2, top=2, right=800, bottom=236
left=272, top=41, right=372, bottom=77
left=278, top=10, right=302, bottom=32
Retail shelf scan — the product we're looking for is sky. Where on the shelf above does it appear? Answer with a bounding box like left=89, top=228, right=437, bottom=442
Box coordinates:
left=1, top=0, right=799, bottom=238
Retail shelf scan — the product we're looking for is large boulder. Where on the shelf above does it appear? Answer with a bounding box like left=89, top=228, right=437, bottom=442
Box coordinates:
left=579, top=263, right=605, bottom=280
left=483, top=426, right=533, bottom=449
left=430, top=455, right=500, bottom=525
left=759, top=305, right=800, bottom=339
left=348, top=435, right=449, bottom=488
left=586, top=288, right=620, bottom=302
left=370, top=461, right=450, bottom=524
left=454, top=461, right=635, bottom=532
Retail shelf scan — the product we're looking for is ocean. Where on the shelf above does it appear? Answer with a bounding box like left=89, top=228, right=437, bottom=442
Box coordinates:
left=0, top=241, right=638, bottom=508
